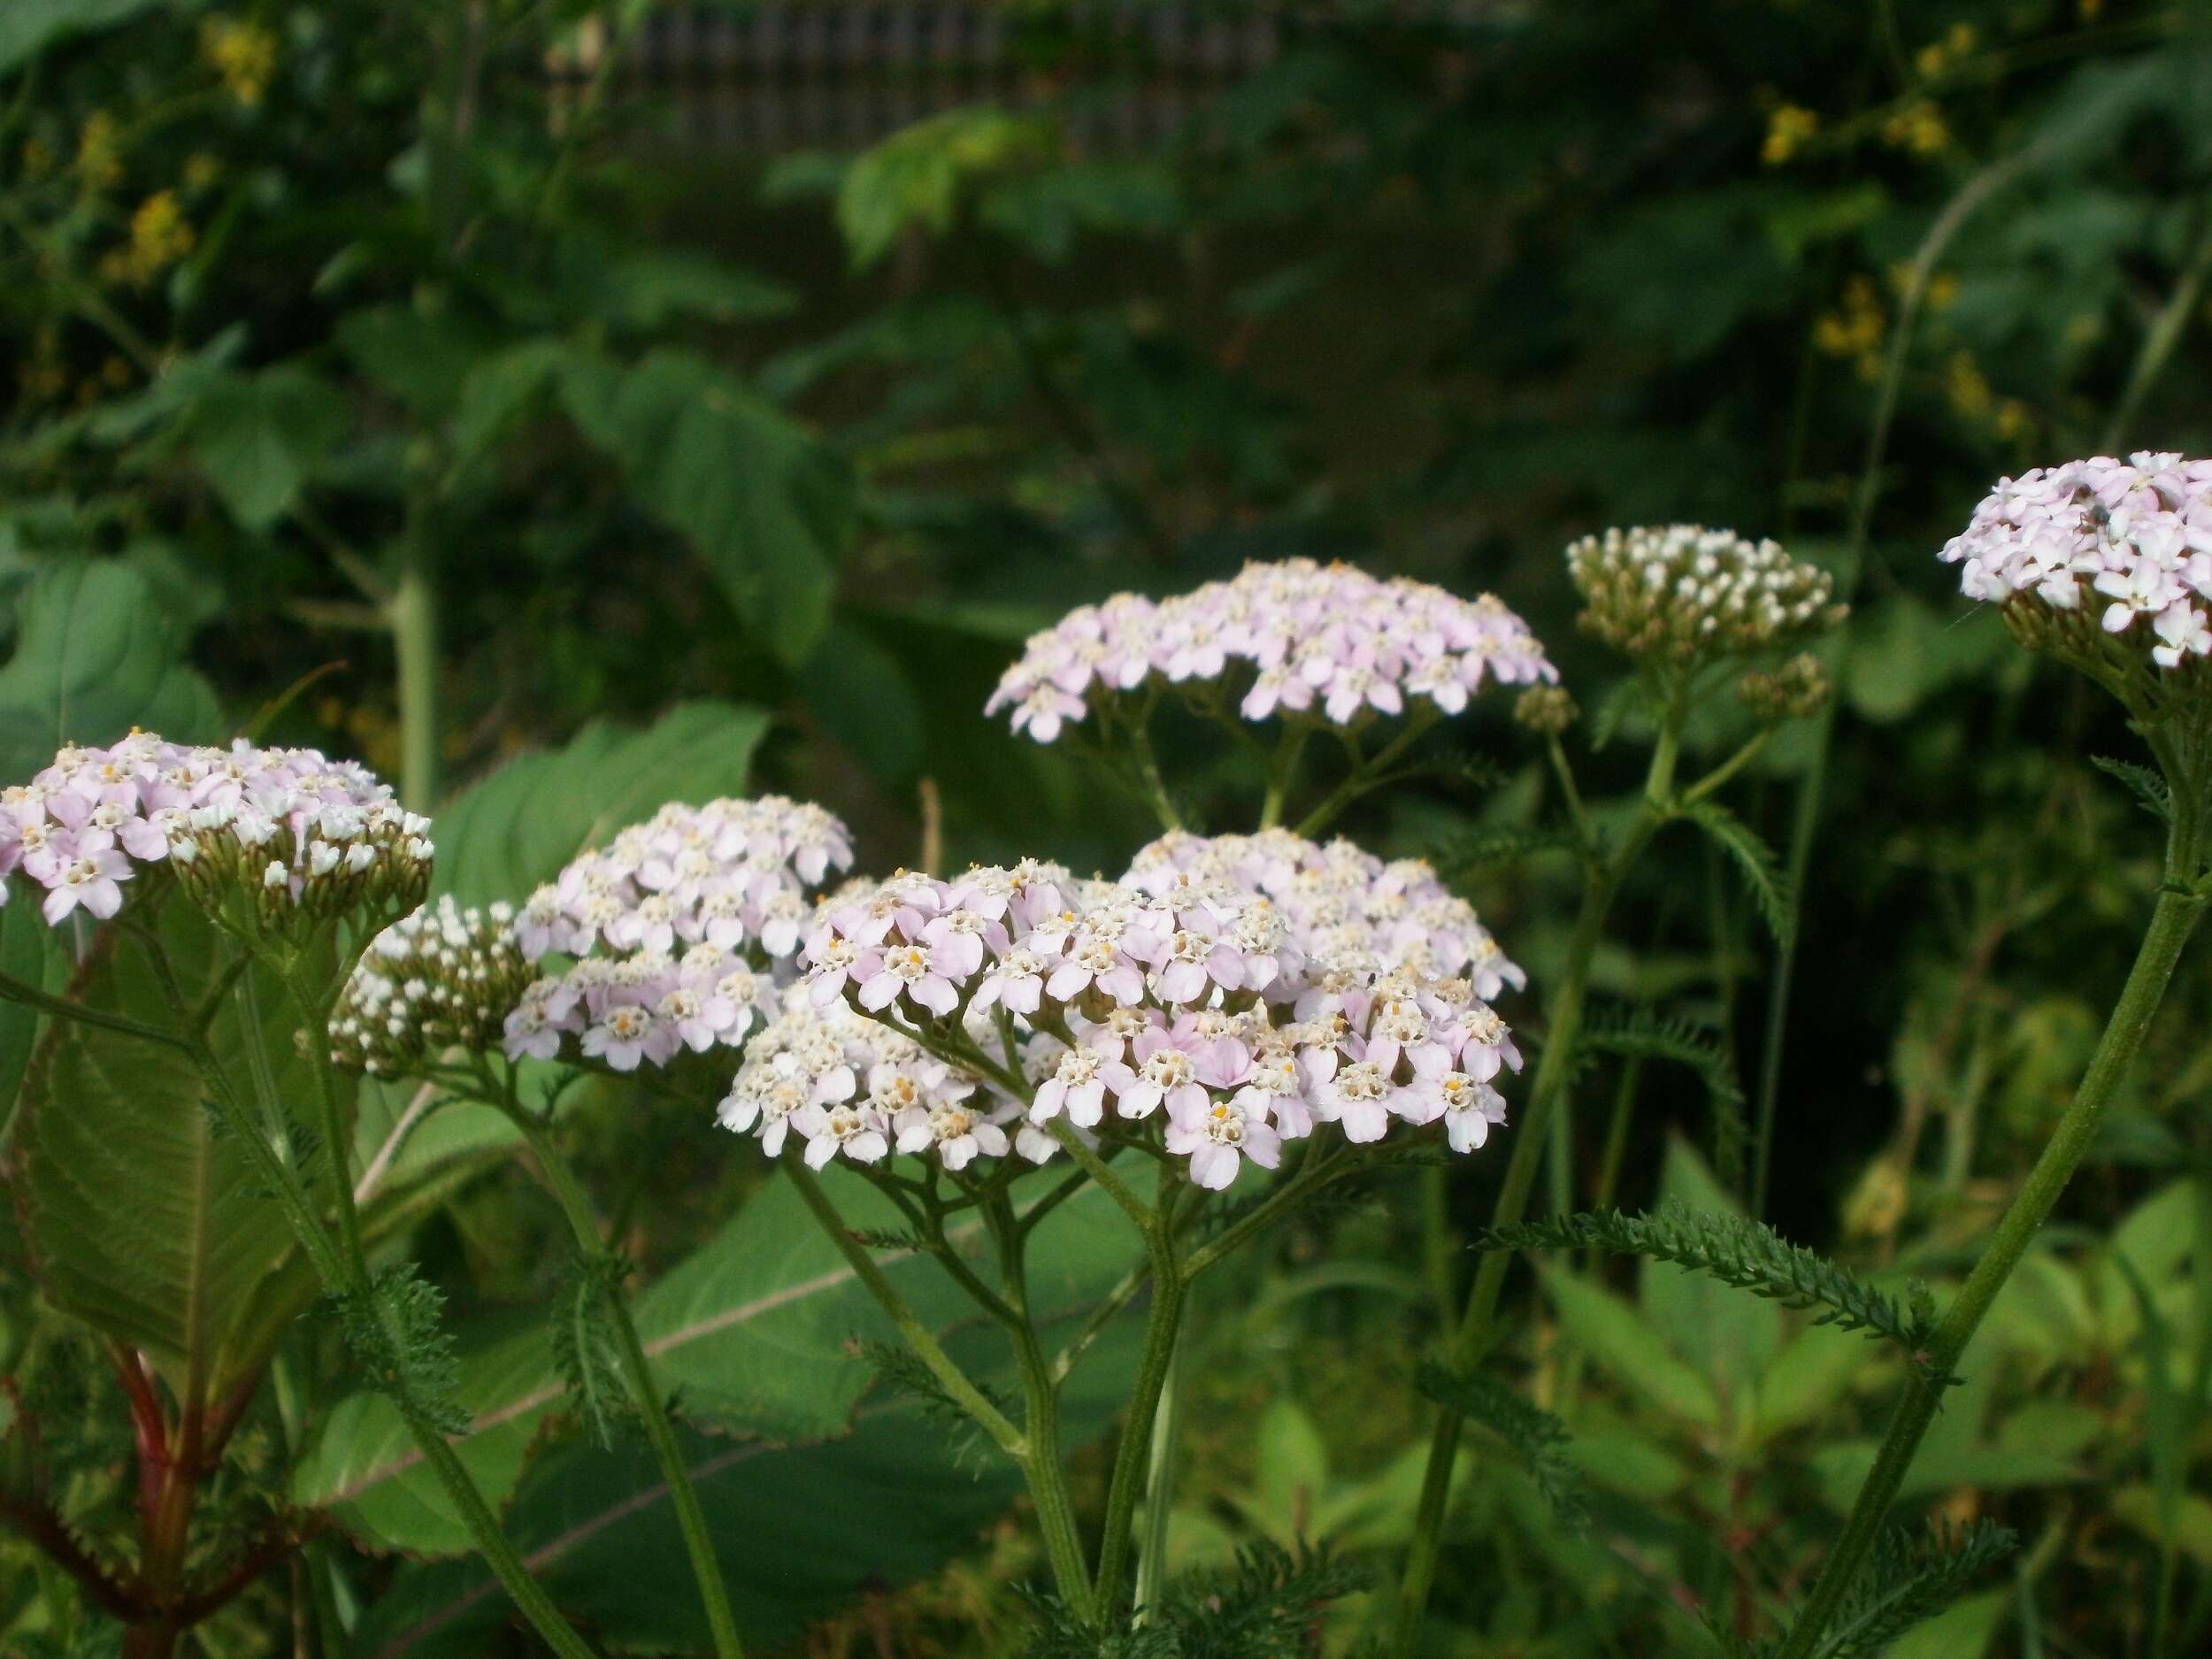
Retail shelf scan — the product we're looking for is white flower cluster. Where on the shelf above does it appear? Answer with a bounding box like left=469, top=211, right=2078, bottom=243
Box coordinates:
left=332, top=897, right=535, bottom=1076
left=1, top=731, right=431, bottom=929
left=499, top=796, right=855, bottom=1071
left=1940, top=453, right=2212, bottom=669
left=718, top=982, right=1026, bottom=1171
left=1566, top=525, right=1844, bottom=668
left=986, top=557, right=1556, bottom=744
left=1121, top=829, right=1525, bottom=1001
left=756, top=848, right=1521, bottom=1187
left=512, top=796, right=852, bottom=963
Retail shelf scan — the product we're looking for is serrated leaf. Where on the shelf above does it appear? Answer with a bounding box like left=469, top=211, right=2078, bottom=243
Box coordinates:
left=1678, top=799, right=1793, bottom=943
left=430, top=701, right=770, bottom=903
left=184, top=366, right=349, bottom=532
left=560, top=349, right=856, bottom=666
left=0, top=560, right=221, bottom=783
left=13, top=902, right=321, bottom=1400
left=2089, top=755, right=2172, bottom=823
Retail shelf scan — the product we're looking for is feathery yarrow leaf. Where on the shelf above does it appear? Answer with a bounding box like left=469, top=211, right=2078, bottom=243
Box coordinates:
left=1751, top=1521, right=2018, bottom=1659
left=2089, top=755, right=2174, bottom=823
left=1021, top=1542, right=1367, bottom=1659
left=1480, top=1202, right=1947, bottom=1379
left=334, top=1264, right=470, bottom=1437
left=550, top=1248, right=634, bottom=1448
left=1417, top=1362, right=1590, bottom=1533
left=1678, top=800, right=1793, bottom=943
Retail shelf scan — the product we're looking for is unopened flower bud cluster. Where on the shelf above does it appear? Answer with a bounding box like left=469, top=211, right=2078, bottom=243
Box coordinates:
left=1566, top=526, right=1844, bottom=669
left=755, top=843, right=1521, bottom=1188
left=332, top=897, right=534, bottom=1075
left=1737, top=653, right=1832, bottom=723
left=500, top=797, right=856, bottom=1071
left=1940, top=453, right=2212, bottom=671
left=1514, top=686, right=1579, bottom=736
left=1, top=732, right=430, bottom=932
left=987, top=557, right=1556, bottom=744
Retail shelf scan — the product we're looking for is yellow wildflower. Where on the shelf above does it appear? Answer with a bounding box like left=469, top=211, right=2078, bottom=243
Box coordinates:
left=1815, top=274, right=1885, bottom=359
left=1947, top=23, right=1977, bottom=55
left=1915, top=42, right=1947, bottom=79
left=182, top=152, right=222, bottom=192
left=201, top=16, right=279, bottom=107
left=1925, top=272, right=1960, bottom=311
left=75, top=111, right=123, bottom=191
left=1945, top=352, right=1993, bottom=419
left=1882, top=99, right=1949, bottom=156
left=1993, top=399, right=2032, bottom=441
left=1763, top=104, right=1819, bottom=166
left=123, top=191, right=196, bottom=285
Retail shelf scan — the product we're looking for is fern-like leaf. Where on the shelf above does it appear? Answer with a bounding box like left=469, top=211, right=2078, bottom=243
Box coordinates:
left=1480, top=1202, right=1947, bottom=1379
left=1754, top=1521, right=2017, bottom=1659
left=860, top=1338, right=1010, bottom=1471
left=1580, top=1006, right=1747, bottom=1188
left=1440, top=822, right=1585, bottom=873
left=2090, top=755, right=2172, bottom=823
left=1678, top=800, right=1793, bottom=943
left=1417, top=1362, right=1590, bottom=1532
left=333, top=1263, right=470, bottom=1436
left=550, top=1247, right=634, bottom=1448
left=1022, top=1542, right=1367, bottom=1658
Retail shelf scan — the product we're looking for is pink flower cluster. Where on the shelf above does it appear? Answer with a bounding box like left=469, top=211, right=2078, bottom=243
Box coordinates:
left=512, top=796, right=853, bottom=963
left=718, top=984, right=1028, bottom=1171
left=1122, top=829, right=1524, bottom=1001
left=2, top=732, right=431, bottom=926
left=986, top=558, right=1556, bottom=744
left=772, top=843, right=1521, bottom=1187
left=501, top=797, right=855, bottom=1069
left=1942, top=454, right=2212, bottom=667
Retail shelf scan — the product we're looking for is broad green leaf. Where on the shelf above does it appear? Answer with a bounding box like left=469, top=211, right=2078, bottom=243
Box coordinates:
left=0, top=0, right=161, bottom=75
left=797, top=618, right=924, bottom=784
left=1538, top=1263, right=1719, bottom=1428
left=835, top=108, right=1051, bottom=269
left=561, top=247, right=799, bottom=332
left=1251, top=1400, right=1330, bottom=1532
left=1639, top=1137, right=1780, bottom=1413
left=0, top=901, right=59, bottom=1136
left=560, top=349, right=856, bottom=666
left=450, top=337, right=572, bottom=463
left=296, top=1170, right=1139, bottom=1554
left=185, top=366, right=350, bottom=532
left=13, top=902, right=323, bottom=1400
left=349, top=1328, right=1140, bottom=1659
left=2110, top=1485, right=2212, bottom=1566
left=1754, top=1320, right=1872, bottom=1443
left=2095, top=1180, right=2196, bottom=1316
left=334, top=304, right=495, bottom=418
left=0, top=561, right=221, bottom=781
left=430, top=701, right=771, bottom=904
left=1885, top=1590, right=2008, bottom=1659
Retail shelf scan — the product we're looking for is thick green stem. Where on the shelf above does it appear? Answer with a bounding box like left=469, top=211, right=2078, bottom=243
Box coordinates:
left=1391, top=787, right=1665, bottom=1654
left=1091, top=1212, right=1184, bottom=1616
left=388, top=533, right=440, bottom=813
left=1132, top=1337, right=1183, bottom=1621
left=493, top=1086, right=747, bottom=1659
left=272, top=971, right=595, bottom=1659
left=979, top=1191, right=1097, bottom=1623
left=784, top=1161, right=1027, bottom=1456
left=1775, top=877, right=2204, bottom=1658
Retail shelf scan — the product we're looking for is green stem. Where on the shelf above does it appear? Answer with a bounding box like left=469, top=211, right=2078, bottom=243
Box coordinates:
left=1259, top=724, right=1311, bottom=831
left=783, top=1161, right=1026, bottom=1457
left=388, top=530, right=441, bottom=813
left=1091, top=1184, right=1184, bottom=1617
left=1132, top=1335, right=1183, bottom=1621
left=978, top=1191, right=1096, bottom=1623
left=1293, top=709, right=1440, bottom=840
left=1391, top=787, right=1668, bottom=1654
left=1751, top=144, right=2045, bottom=1223
left=1775, top=877, right=2204, bottom=1659
left=279, top=970, right=595, bottom=1659
left=1125, top=703, right=1184, bottom=833
left=2100, top=200, right=2212, bottom=455
left=0, top=969, right=194, bottom=1055
left=488, top=1079, right=747, bottom=1659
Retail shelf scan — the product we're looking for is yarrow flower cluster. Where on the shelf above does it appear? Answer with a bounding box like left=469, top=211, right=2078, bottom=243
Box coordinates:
left=1566, top=526, right=1845, bottom=670
left=332, top=898, right=536, bottom=1075
left=718, top=983, right=1027, bottom=1171
left=1121, top=829, right=1525, bottom=1001
left=1, top=731, right=431, bottom=930
left=499, top=797, right=856, bottom=1071
left=772, top=845, right=1522, bottom=1187
left=1940, top=454, right=2212, bottom=672
left=511, top=796, right=853, bottom=964
left=986, top=557, right=1555, bottom=744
